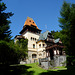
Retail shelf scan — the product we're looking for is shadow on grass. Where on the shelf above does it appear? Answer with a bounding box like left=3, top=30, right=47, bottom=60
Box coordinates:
left=39, top=67, right=75, bottom=75
left=0, top=64, right=34, bottom=75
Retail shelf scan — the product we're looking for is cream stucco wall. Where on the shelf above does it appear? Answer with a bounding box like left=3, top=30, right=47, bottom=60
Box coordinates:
left=23, top=31, right=46, bottom=60
left=23, top=31, right=39, bottom=49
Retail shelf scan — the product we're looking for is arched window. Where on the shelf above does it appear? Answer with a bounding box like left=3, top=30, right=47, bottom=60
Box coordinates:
left=32, top=54, right=37, bottom=58
left=35, top=38, right=36, bottom=41
left=43, top=52, right=45, bottom=55
left=39, top=44, right=41, bottom=48
left=33, top=44, right=35, bottom=48
left=29, top=20, right=31, bottom=22
left=33, top=38, right=34, bottom=40
left=39, top=53, right=42, bottom=56
left=33, top=22, right=34, bottom=23
left=31, top=37, right=32, bottom=40
left=43, top=44, right=45, bottom=47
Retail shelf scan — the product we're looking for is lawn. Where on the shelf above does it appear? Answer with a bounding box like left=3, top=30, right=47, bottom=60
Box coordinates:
left=0, top=63, right=75, bottom=75
left=26, top=63, right=47, bottom=75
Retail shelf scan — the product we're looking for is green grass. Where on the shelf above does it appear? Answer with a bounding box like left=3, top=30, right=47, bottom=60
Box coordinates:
left=0, top=63, right=75, bottom=75
left=24, top=63, right=75, bottom=75
left=25, top=63, right=47, bottom=75
left=49, top=66, right=67, bottom=71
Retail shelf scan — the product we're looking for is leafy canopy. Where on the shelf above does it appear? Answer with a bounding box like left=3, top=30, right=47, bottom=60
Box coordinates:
left=16, top=38, right=28, bottom=60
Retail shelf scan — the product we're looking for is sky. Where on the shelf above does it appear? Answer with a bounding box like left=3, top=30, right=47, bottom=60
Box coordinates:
left=2, top=0, right=75, bottom=39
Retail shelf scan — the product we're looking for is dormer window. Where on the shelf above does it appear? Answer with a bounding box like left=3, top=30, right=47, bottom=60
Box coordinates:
left=33, top=22, right=34, bottom=23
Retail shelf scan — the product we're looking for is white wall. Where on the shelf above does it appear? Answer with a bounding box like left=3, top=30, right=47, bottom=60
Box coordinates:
left=23, top=31, right=39, bottom=51
left=23, top=31, right=46, bottom=60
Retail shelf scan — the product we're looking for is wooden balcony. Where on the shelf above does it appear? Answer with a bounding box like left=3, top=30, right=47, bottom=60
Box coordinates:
left=46, top=44, right=64, bottom=50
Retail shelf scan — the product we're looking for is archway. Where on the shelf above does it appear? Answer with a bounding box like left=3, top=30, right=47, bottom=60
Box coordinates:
left=32, top=54, right=37, bottom=58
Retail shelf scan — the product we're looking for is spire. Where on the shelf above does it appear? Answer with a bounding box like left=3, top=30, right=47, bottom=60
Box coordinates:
left=24, top=17, right=38, bottom=29
left=27, top=17, right=33, bottom=20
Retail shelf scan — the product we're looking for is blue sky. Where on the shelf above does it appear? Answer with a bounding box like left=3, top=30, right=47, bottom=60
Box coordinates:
left=2, top=0, right=75, bottom=39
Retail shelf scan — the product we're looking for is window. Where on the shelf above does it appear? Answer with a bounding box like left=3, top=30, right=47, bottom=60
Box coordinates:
left=33, top=38, right=35, bottom=40
left=43, top=44, right=45, bottom=47
left=35, top=38, right=36, bottom=41
left=32, top=54, right=37, bottom=58
left=31, top=37, right=32, bottom=40
left=39, top=54, right=42, bottom=56
left=39, top=44, right=41, bottom=48
left=43, top=52, right=45, bottom=55
left=33, top=22, right=34, bottom=23
left=31, top=37, right=37, bottom=41
left=33, top=44, right=35, bottom=48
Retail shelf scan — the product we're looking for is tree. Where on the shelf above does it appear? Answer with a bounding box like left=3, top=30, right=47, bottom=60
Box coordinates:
left=59, top=1, right=75, bottom=66
left=0, top=0, right=28, bottom=65
left=0, top=39, right=28, bottom=65
left=0, top=0, right=13, bottom=41
left=0, top=40, right=20, bottom=64
left=16, top=38, right=28, bottom=60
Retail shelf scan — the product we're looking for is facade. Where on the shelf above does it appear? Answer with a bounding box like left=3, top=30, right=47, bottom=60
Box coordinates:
left=15, top=17, right=65, bottom=63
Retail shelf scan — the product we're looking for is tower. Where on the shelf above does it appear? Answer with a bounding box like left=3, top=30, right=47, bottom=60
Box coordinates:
left=20, top=17, right=41, bottom=35
left=19, top=17, right=42, bottom=62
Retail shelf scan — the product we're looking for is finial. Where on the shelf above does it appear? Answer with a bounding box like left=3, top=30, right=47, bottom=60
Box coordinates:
left=45, top=24, right=47, bottom=31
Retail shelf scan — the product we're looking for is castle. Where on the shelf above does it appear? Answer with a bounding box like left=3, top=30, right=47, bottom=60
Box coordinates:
left=15, top=17, right=65, bottom=64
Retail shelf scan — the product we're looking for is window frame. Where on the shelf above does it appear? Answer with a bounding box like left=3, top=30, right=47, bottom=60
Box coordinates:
left=43, top=44, right=45, bottom=48
left=39, top=44, right=41, bottom=48
left=33, top=44, right=35, bottom=48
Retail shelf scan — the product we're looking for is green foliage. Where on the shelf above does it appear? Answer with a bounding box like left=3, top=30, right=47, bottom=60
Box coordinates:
left=59, top=1, right=75, bottom=66
left=0, top=39, right=28, bottom=65
left=0, top=0, right=13, bottom=41
left=16, top=39, right=28, bottom=60
left=0, top=0, right=28, bottom=65
left=26, top=63, right=47, bottom=75
left=0, top=40, right=20, bottom=64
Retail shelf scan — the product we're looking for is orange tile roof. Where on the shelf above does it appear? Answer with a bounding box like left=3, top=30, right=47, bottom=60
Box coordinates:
left=24, top=17, right=38, bottom=29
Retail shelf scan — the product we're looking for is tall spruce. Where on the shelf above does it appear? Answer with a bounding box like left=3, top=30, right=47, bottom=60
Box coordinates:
left=0, top=0, right=28, bottom=65
left=0, top=0, right=13, bottom=41
left=59, top=1, right=75, bottom=66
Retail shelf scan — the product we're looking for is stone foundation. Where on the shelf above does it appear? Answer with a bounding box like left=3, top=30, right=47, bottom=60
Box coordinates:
left=39, top=55, right=66, bottom=69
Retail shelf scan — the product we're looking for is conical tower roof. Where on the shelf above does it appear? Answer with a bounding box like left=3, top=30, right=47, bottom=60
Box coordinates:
left=24, top=17, right=38, bottom=29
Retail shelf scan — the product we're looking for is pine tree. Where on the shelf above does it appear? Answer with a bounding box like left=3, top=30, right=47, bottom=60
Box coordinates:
left=0, top=0, right=13, bottom=41
left=59, top=1, right=75, bottom=66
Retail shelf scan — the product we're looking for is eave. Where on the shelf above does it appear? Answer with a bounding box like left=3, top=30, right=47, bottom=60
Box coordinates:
left=46, top=44, right=64, bottom=50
